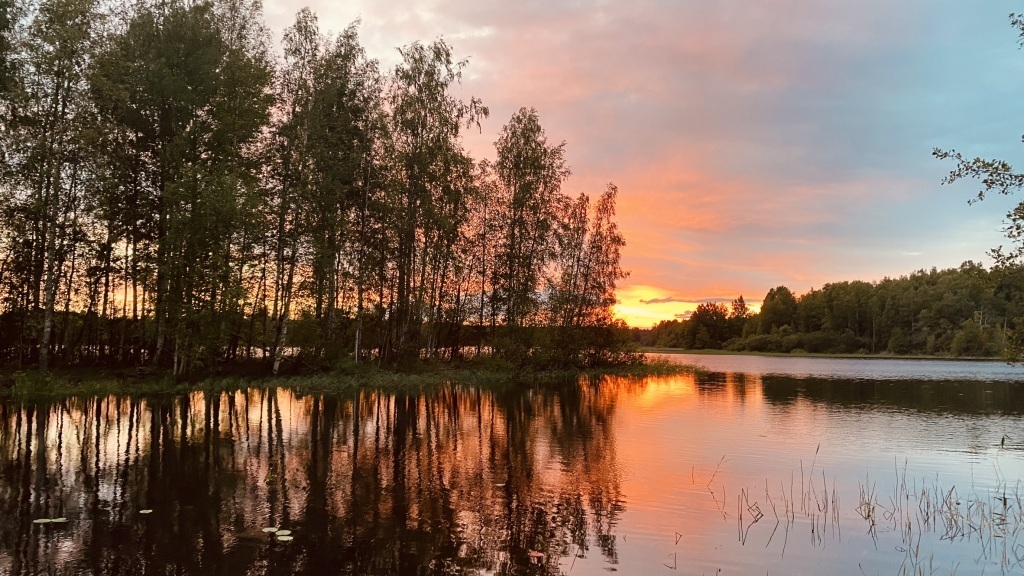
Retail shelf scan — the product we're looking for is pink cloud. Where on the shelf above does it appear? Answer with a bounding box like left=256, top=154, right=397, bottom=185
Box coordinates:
left=263, top=0, right=1022, bottom=326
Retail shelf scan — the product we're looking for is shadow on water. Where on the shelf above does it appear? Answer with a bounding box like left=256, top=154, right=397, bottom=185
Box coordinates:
left=759, top=375, right=1024, bottom=414
left=0, top=381, right=633, bottom=576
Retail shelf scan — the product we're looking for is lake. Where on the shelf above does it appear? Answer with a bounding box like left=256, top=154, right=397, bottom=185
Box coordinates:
left=2, top=354, right=1023, bottom=575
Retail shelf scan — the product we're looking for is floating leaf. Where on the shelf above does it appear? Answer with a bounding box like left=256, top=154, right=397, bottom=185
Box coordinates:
left=275, top=529, right=292, bottom=536
left=33, top=519, right=52, bottom=524
left=50, top=518, right=68, bottom=523
left=276, top=535, right=294, bottom=542
left=261, top=527, right=279, bottom=533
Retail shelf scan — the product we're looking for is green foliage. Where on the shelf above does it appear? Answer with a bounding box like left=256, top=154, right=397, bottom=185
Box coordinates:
left=0, top=2, right=633, bottom=376
left=80, top=0, right=275, bottom=374
left=887, top=326, right=909, bottom=355
left=381, top=38, right=487, bottom=365
left=264, top=10, right=384, bottom=372
left=759, top=286, right=797, bottom=332
left=951, top=320, right=984, bottom=357
left=492, top=107, right=568, bottom=333
left=688, top=302, right=729, bottom=348
left=548, top=184, right=629, bottom=366
left=641, top=263, right=1015, bottom=357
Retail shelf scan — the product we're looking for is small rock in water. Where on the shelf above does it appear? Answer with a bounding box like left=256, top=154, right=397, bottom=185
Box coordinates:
left=275, top=529, right=292, bottom=536
left=139, top=509, right=153, bottom=515
left=50, top=518, right=68, bottom=524
left=261, top=527, right=279, bottom=533
left=33, top=519, right=52, bottom=524
left=276, top=535, right=294, bottom=542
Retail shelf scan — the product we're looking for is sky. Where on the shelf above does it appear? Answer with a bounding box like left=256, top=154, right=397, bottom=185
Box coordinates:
left=263, top=0, right=1024, bottom=327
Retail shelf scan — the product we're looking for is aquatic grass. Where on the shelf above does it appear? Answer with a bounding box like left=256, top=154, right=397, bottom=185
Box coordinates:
left=697, top=449, right=842, bottom=558
left=699, top=451, right=987, bottom=571
left=717, top=450, right=1024, bottom=573
left=858, top=470, right=1024, bottom=573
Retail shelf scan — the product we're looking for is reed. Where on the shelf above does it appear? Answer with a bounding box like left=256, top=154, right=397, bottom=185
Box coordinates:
left=693, top=450, right=1023, bottom=573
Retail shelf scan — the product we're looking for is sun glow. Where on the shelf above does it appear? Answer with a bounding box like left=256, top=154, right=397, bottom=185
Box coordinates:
left=613, top=284, right=694, bottom=328
left=614, top=284, right=763, bottom=328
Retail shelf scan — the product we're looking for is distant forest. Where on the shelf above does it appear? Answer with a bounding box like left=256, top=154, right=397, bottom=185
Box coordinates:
left=636, top=261, right=1024, bottom=357
left=0, top=0, right=632, bottom=374
left=639, top=15, right=1024, bottom=360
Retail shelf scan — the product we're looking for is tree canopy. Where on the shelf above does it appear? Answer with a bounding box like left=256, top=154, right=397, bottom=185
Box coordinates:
left=640, top=262, right=1017, bottom=358
left=0, top=0, right=634, bottom=374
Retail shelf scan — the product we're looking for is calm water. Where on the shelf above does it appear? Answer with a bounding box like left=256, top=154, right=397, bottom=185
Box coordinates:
left=1, top=356, right=1024, bottom=575
left=656, top=352, right=1024, bottom=381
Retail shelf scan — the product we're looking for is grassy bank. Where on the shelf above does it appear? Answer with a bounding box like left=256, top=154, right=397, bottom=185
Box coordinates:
left=0, top=358, right=691, bottom=402
left=643, top=347, right=1009, bottom=362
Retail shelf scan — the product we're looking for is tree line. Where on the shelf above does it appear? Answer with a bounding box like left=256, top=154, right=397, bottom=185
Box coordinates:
left=641, top=13, right=1024, bottom=361
left=637, top=261, right=1024, bottom=357
left=0, top=0, right=632, bottom=374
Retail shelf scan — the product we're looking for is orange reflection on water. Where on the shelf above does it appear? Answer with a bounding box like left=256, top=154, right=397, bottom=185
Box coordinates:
left=594, top=371, right=776, bottom=559
left=3, top=371, right=1024, bottom=575
left=0, top=384, right=630, bottom=575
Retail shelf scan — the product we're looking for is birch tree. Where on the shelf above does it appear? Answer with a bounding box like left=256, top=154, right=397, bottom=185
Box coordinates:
left=385, top=39, right=486, bottom=364
left=3, top=0, right=99, bottom=372
left=492, top=107, right=568, bottom=357
left=92, top=0, right=272, bottom=373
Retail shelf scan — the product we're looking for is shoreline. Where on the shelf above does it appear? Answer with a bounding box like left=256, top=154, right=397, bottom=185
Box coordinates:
left=0, top=359, right=691, bottom=402
left=642, top=347, right=1011, bottom=362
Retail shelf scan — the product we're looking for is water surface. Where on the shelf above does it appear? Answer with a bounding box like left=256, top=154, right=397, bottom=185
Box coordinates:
left=2, top=356, right=1023, bottom=575
left=655, top=352, right=1023, bottom=381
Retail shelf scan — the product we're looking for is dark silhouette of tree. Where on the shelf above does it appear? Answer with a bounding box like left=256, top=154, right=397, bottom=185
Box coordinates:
left=759, top=286, right=797, bottom=332
left=490, top=107, right=568, bottom=360
left=0, top=2, right=632, bottom=373
left=0, top=0, right=12, bottom=93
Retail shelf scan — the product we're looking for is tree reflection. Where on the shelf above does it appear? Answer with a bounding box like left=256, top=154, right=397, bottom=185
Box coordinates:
left=0, top=381, right=629, bottom=575
left=760, top=375, right=1024, bottom=414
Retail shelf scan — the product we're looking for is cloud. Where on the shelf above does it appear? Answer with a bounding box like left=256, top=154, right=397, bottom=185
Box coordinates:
left=640, top=297, right=734, bottom=306
left=264, top=0, right=1024, bottom=327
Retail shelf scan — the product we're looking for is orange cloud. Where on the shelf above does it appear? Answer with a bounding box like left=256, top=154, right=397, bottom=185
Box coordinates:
left=613, top=285, right=763, bottom=328
left=265, top=0, right=1019, bottom=329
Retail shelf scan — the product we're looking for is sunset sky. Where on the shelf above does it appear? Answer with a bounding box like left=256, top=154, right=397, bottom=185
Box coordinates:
left=264, top=0, right=1024, bottom=327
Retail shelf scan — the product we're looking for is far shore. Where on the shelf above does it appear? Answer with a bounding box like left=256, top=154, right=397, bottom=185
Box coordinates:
left=642, top=347, right=1012, bottom=362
